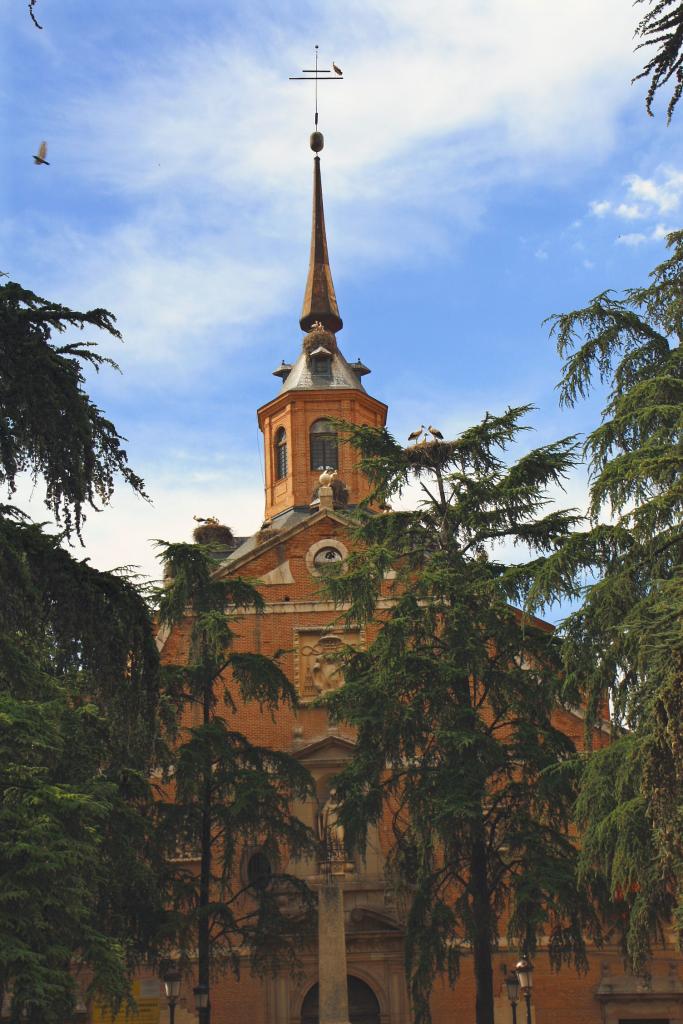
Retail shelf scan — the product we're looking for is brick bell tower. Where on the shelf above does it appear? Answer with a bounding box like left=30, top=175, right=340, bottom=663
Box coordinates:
left=257, top=131, right=387, bottom=524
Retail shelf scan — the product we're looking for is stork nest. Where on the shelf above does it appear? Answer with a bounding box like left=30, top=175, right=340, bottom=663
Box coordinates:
left=192, top=522, right=235, bottom=547
left=255, top=523, right=279, bottom=544
left=404, top=438, right=458, bottom=469
left=303, top=323, right=338, bottom=356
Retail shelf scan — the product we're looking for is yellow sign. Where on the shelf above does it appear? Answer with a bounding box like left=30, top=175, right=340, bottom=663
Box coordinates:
left=92, top=979, right=160, bottom=1024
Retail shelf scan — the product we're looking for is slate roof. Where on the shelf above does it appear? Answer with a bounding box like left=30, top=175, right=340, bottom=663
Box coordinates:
left=277, top=343, right=366, bottom=394
left=219, top=508, right=314, bottom=566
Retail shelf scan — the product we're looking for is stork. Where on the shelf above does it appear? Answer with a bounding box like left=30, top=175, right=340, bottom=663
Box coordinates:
left=427, top=425, right=444, bottom=441
left=408, top=425, right=425, bottom=444
left=33, top=141, right=49, bottom=165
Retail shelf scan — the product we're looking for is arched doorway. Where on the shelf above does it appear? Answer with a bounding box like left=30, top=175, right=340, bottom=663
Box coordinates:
left=301, top=976, right=380, bottom=1024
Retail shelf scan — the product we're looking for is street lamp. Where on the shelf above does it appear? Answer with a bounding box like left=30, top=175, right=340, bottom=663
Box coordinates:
left=193, top=984, right=209, bottom=1024
left=505, top=971, right=521, bottom=1024
left=162, top=967, right=182, bottom=1024
left=515, top=952, right=534, bottom=1024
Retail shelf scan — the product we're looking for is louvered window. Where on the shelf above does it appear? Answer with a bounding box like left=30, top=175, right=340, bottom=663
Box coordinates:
left=310, top=419, right=338, bottom=470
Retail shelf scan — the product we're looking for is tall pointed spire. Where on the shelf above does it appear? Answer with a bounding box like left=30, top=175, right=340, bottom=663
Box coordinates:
left=300, top=133, right=343, bottom=334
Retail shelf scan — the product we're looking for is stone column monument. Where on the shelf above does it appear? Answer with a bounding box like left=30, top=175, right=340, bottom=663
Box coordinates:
left=317, top=794, right=352, bottom=1024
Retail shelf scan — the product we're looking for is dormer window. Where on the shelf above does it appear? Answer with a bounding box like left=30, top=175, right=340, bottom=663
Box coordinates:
left=274, top=427, right=288, bottom=479
left=309, top=344, right=332, bottom=381
left=311, top=356, right=332, bottom=378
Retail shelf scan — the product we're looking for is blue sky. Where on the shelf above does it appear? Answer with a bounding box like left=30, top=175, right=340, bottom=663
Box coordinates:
left=2, top=0, right=681, bottom=595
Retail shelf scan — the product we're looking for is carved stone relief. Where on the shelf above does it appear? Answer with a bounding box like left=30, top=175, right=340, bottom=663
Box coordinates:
left=294, top=627, right=362, bottom=701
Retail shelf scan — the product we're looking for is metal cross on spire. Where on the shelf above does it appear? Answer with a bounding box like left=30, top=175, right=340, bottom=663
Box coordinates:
left=289, top=45, right=343, bottom=129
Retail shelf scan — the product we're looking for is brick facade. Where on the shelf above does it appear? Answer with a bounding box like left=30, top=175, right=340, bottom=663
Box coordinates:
left=258, top=389, right=387, bottom=521
left=149, top=145, right=683, bottom=1024
left=155, top=433, right=683, bottom=1024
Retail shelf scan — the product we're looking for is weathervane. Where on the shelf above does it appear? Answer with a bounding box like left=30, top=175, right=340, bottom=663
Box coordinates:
left=290, top=45, right=343, bottom=131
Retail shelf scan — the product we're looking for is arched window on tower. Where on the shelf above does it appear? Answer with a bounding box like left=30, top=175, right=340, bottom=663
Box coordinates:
left=310, top=419, right=338, bottom=471
left=275, top=427, right=288, bottom=479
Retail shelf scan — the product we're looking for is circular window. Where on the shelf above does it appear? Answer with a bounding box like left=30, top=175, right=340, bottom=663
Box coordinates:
left=313, top=546, right=344, bottom=568
left=306, top=539, right=349, bottom=577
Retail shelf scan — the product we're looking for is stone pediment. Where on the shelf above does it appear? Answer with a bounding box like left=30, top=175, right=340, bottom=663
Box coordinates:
left=291, top=734, right=356, bottom=770
left=213, top=507, right=349, bottom=580
left=348, top=906, right=403, bottom=934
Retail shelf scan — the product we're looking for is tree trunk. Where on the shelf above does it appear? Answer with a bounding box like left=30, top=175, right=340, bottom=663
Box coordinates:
left=198, top=690, right=212, bottom=1024
left=470, top=831, right=495, bottom=1024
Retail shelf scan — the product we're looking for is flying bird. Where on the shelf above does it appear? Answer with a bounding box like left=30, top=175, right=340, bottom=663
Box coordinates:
left=33, top=141, right=49, bottom=165
left=427, top=425, right=444, bottom=440
left=408, top=425, right=425, bottom=444
left=332, top=61, right=343, bottom=76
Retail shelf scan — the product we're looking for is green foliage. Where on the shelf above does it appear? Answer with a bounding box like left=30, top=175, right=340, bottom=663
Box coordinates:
left=321, top=412, right=594, bottom=1024
left=575, top=736, right=674, bottom=967
left=634, top=0, right=683, bottom=122
left=0, top=282, right=145, bottom=538
left=0, top=510, right=164, bottom=1022
left=536, top=232, right=683, bottom=970
left=155, top=542, right=316, bottom=984
left=0, top=285, right=163, bottom=1021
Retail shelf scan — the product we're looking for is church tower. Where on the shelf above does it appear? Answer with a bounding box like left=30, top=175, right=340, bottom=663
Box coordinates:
left=154, top=124, right=410, bottom=1024
left=257, top=132, right=387, bottom=523
left=150, top=117, right=683, bottom=1024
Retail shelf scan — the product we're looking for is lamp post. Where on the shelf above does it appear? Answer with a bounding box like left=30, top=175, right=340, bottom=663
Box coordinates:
left=505, top=971, right=520, bottom=1024
left=193, top=984, right=209, bottom=1024
left=515, top=952, right=534, bottom=1024
left=162, top=968, right=182, bottom=1024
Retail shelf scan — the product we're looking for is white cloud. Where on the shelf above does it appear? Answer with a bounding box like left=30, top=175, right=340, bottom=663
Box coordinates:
left=11, top=462, right=266, bottom=583
left=535, top=247, right=549, bottom=261
left=614, top=224, right=676, bottom=246
left=626, top=168, right=683, bottom=213
left=652, top=222, right=675, bottom=239
left=586, top=167, right=683, bottom=245
left=63, top=221, right=292, bottom=367
left=62, top=1, right=635, bottom=200
left=615, top=202, right=645, bottom=219
left=616, top=232, right=648, bottom=246
left=18, top=0, right=637, bottom=371
left=4, top=0, right=647, bottom=573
